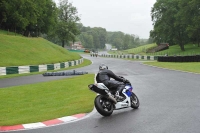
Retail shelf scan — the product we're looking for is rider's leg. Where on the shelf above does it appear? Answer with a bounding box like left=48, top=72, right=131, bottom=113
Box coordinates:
left=107, top=80, right=125, bottom=99
left=116, top=84, right=125, bottom=96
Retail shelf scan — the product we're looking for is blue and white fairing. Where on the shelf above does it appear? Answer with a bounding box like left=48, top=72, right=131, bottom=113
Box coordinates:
left=124, top=84, right=133, bottom=97
left=115, top=84, right=133, bottom=109
left=89, top=83, right=134, bottom=110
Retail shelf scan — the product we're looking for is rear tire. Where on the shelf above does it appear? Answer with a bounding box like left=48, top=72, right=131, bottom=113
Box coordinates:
left=130, top=92, right=139, bottom=109
left=94, top=95, right=114, bottom=116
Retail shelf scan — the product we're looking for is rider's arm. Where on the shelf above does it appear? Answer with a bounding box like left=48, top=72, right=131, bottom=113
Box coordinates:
left=107, top=70, right=124, bottom=82
left=96, top=73, right=100, bottom=83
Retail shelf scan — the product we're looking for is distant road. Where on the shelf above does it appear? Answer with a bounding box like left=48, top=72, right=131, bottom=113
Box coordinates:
left=105, top=44, right=112, bottom=50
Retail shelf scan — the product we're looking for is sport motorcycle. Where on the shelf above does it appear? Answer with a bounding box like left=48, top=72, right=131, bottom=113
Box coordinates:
left=88, top=77, right=139, bottom=116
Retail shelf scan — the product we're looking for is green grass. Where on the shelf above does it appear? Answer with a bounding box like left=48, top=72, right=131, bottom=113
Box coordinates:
left=0, top=29, right=23, bottom=36
left=0, top=32, right=80, bottom=67
left=149, top=44, right=200, bottom=56
left=108, top=43, right=157, bottom=55
left=0, top=74, right=96, bottom=126
left=144, top=61, right=200, bottom=73
left=0, top=30, right=96, bottom=126
left=0, top=58, right=92, bottom=79
left=124, top=43, right=157, bottom=54
left=108, top=50, right=129, bottom=55
left=108, top=43, right=200, bottom=56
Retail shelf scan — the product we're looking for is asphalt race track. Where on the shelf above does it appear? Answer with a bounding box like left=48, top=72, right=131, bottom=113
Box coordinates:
left=1, top=53, right=200, bottom=133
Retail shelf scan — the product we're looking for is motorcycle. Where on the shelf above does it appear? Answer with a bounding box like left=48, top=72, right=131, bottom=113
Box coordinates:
left=88, top=77, right=139, bottom=116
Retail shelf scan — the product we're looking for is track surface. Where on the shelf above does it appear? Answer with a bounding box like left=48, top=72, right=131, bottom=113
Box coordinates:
left=1, top=54, right=200, bottom=133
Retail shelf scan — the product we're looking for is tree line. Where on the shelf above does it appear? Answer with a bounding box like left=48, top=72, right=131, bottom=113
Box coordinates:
left=0, top=0, right=80, bottom=47
left=0, top=0, right=57, bottom=37
left=150, top=0, right=200, bottom=51
left=76, top=24, right=150, bottom=50
left=0, top=0, right=150, bottom=50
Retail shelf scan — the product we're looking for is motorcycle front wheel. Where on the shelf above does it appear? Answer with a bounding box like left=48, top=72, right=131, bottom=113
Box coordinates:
left=130, top=92, right=140, bottom=109
left=94, top=95, right=114, bottom=116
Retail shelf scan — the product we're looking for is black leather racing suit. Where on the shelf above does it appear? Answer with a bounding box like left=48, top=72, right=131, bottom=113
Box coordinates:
left=96, top=69, right=125, bottom=95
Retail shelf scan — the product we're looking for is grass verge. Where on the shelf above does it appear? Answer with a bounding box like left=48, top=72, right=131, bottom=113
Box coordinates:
left=0, top=74, right=96, bottom=126
left=151, top=44, right=200, bottom=56
left=144, top=61, right=200, bottom=74
left=108, top=43, right=156, bottom=55
left=0, top=33, right=80, bottom=67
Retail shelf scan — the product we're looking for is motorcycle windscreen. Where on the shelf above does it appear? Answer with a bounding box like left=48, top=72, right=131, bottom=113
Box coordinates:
left=125, top=90, right=132, bottom=97
left=125, top=85, right=133, bottom=97
left=88, top=84, right=107, bottom=95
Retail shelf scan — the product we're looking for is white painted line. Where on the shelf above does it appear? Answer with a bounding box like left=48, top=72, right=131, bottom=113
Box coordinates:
left=23, top=122, right=46, bottom=129
left=58, top=116, right=77, bottom=122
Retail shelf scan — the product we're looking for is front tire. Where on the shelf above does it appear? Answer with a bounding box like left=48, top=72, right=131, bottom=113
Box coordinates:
left=130, top=92, right=139, bottom=109
left=94, top=95, right=114, bottom=116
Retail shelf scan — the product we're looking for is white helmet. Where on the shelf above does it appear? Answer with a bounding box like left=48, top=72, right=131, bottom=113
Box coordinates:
left=99, top=64, right=108, bottom=70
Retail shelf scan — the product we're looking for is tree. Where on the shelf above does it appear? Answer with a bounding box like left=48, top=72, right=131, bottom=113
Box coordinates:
left=0, top=0, right=36, bottom=34
left=178, top=0, right=200, bottom=47
left=150, top=0, right=200, bottom=50
left=80, top=32, right=94, bottom=49
left=0, top=0, right=57, bottom=37
left=90, top=30, right=100, bottom=49
left=36, top=0, right=58, bottom=35
left=0, top=0, right=7, bottom=28
left=93, top=27, right=107, bottom=49
left=151, top=0, right=188, bottom=51
left=56, top=0, right=80, bottom=47
left=123, top=34, right=130, bottom=50
left=107, top=31, right=125, bottom=50
left=113, top=38, right=123, bottom=50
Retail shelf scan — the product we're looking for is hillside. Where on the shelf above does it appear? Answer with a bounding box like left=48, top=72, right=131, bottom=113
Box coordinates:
left=0, top=32, right=81, bottom=67
left=152, top=44, right=200, bottom=56
left=109, top=43, right=200, bottom=56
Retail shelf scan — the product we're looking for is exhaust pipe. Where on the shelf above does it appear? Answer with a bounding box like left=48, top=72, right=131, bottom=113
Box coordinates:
left=108, top=95, right=117, bottom=104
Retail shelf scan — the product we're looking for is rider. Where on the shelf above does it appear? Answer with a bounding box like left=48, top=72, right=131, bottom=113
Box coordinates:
left=96, top=64, right=128, bottom=99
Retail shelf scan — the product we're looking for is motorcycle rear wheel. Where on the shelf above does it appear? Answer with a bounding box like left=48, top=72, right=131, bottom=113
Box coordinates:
left=94, top=95, right=114, bottom=116
left=130, top=92, right=139, bottom=109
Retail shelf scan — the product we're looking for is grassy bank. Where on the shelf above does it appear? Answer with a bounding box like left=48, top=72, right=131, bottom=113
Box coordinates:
left=108, top=43, right=200, bottom=56
left=0, top=32, right=80, bottom=67
left=108, top=43, right=157, bottom=55
left=125, top=43, right=157, bottom=54
left=144, top=61, right=200, bottom=74
left=0, top=74, right=96, bottom=126
left=148, top=44, right=200, bottom=56
left=0, top=30, right=96, bottom=126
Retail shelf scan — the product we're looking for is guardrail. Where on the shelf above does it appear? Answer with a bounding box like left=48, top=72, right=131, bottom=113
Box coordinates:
left=158, top=55, right=200, bottom=62
left=100, top=54, right=158, bottom=61
left=0, top=58, right=84, bottom=76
